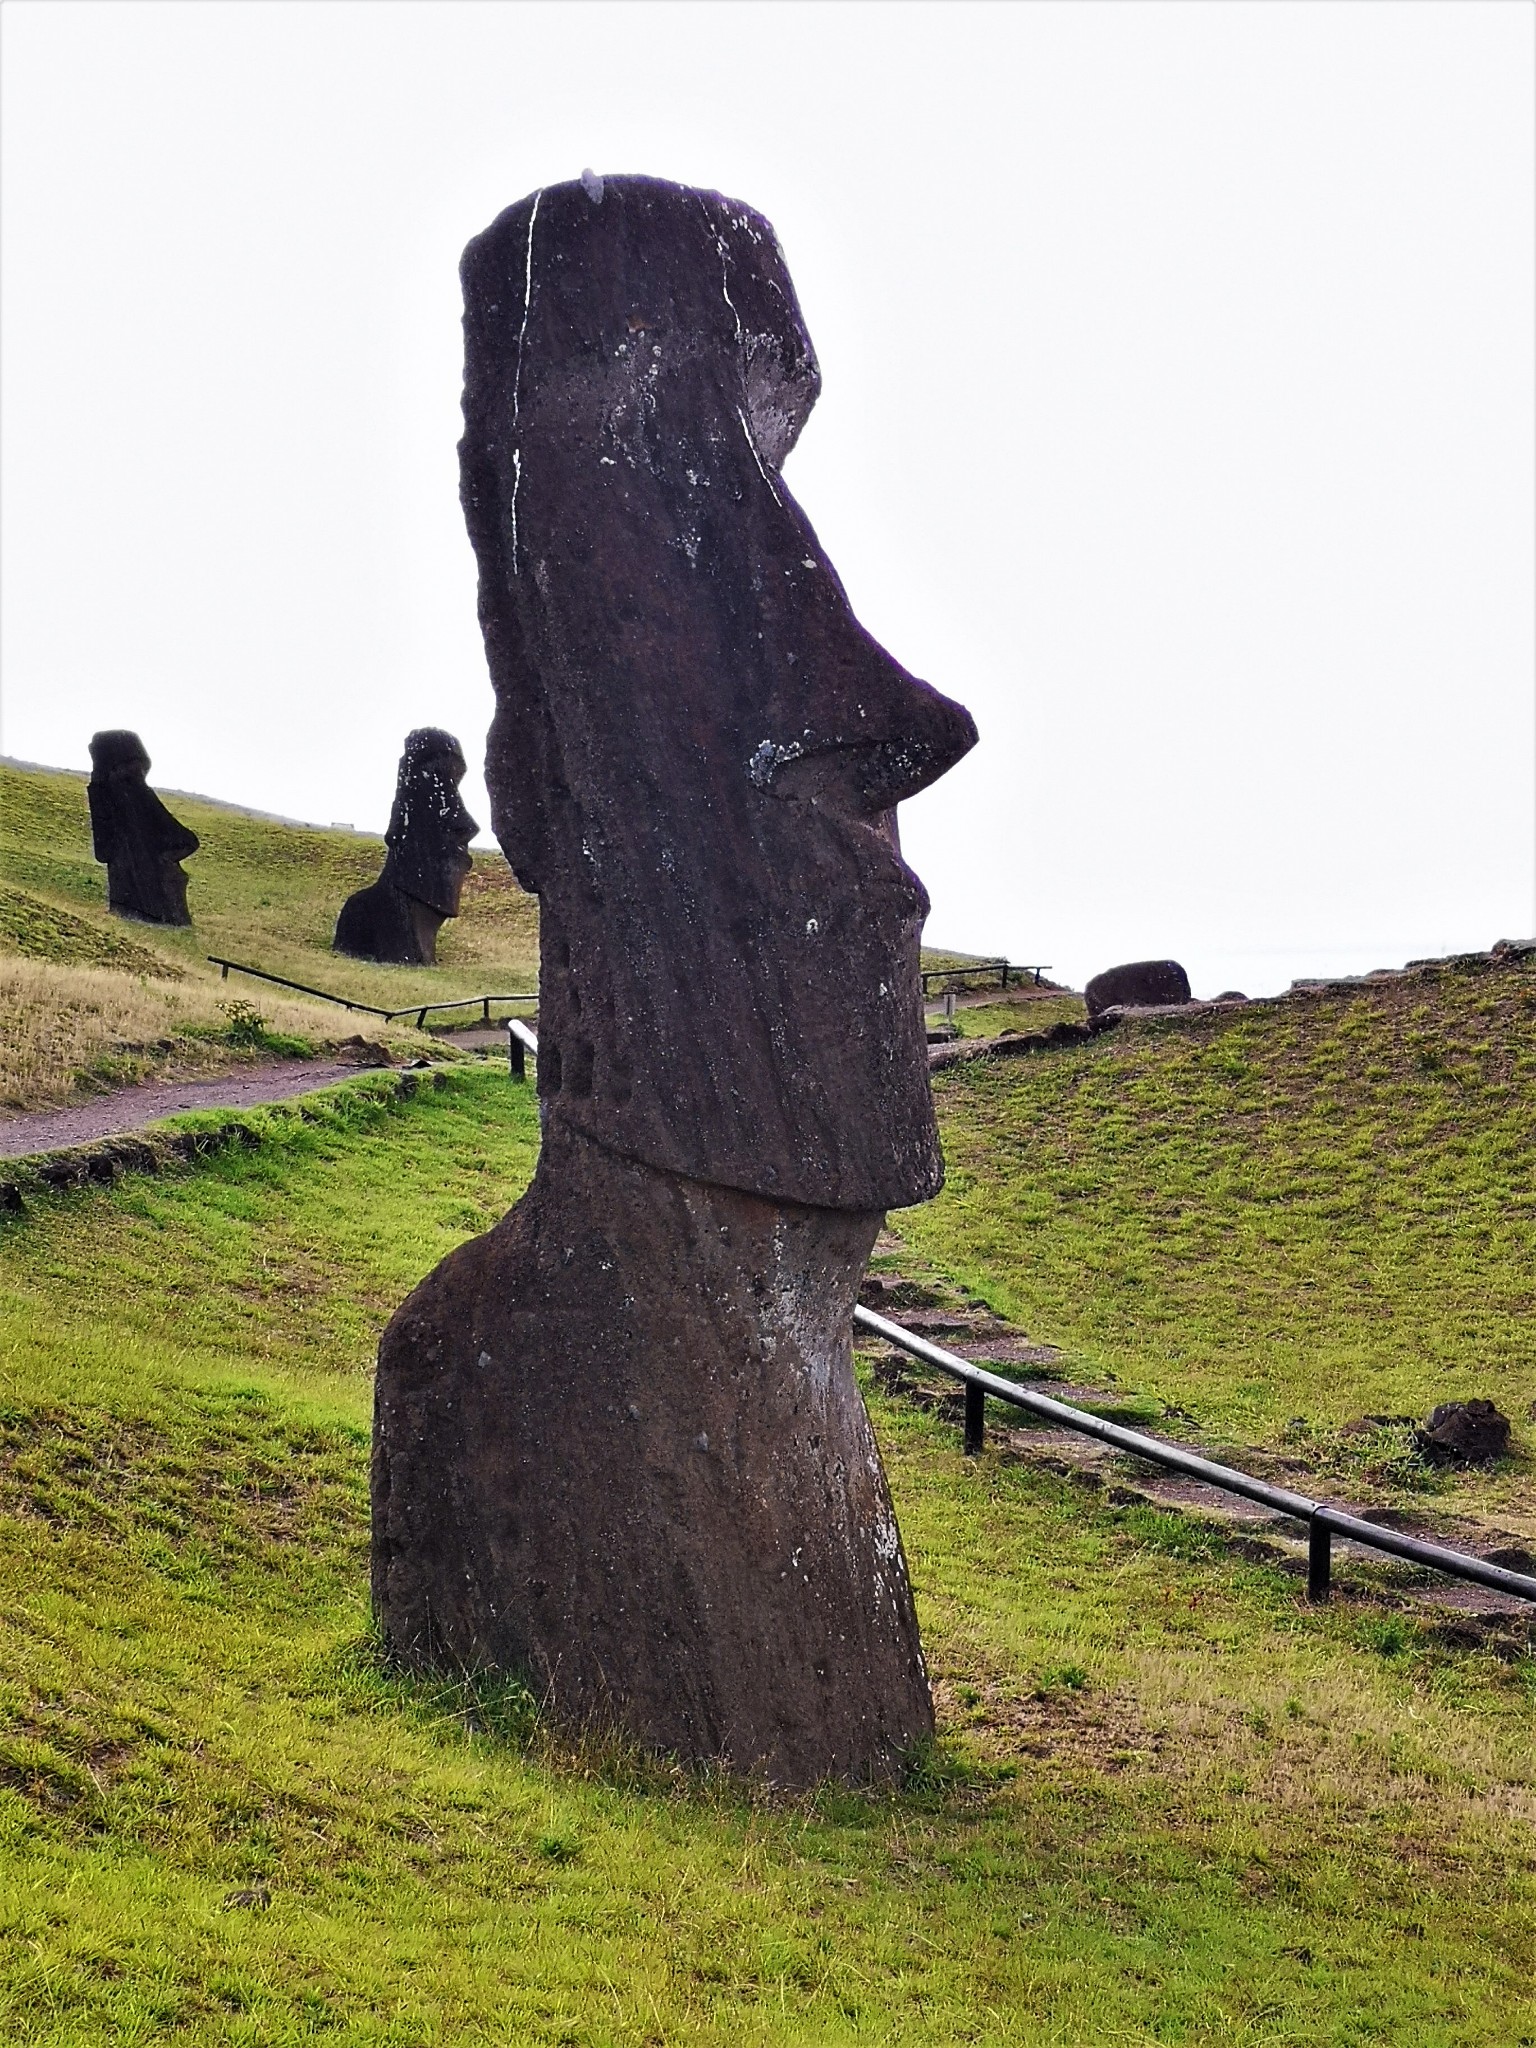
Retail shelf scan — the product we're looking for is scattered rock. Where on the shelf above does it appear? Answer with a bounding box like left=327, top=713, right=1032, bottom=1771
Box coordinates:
left=1084, top=959, right=1191, bottom=1021
left=1415, top=1400, right=1511, bottom=1466
left=1482, top=1545, right=1536, bottom=1575
left=336, top=1036, right=394, bottom=1067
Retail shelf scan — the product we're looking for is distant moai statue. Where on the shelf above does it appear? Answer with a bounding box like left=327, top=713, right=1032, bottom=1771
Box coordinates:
left=87, top=730, right=199, bottom=925
left=333, top=730, right=478, bottom=966
left=1085, top=959, right=1192, bottom=1020
left=371, top=176, right=978, bottom=1784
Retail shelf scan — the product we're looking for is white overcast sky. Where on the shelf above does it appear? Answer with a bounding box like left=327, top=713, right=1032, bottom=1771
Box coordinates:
left=2, top=0, right=1532, bottom=995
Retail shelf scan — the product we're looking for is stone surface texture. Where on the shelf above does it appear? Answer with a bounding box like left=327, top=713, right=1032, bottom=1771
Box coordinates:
left=1084, top=958, right=1192, bottom=1019
left=373, top=175, right=977, bottom=1781
left=374, top=1131, right=928, bottom=1783
left=334, top=729, right=477, bottom=965
left=87, top=731, right=199, bottom=925
left=1417, top=1400, right=1511, bottom=1466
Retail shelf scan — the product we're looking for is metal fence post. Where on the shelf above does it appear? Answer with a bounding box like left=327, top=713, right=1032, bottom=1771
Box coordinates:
left=1307, top=1514, right=1332, bottom=1602
left=853, top=1303, right=1536, bottom=1610
left=963, top=1382, right=986, bottom=1457
left=507, top=1023, right=525, bottom=1081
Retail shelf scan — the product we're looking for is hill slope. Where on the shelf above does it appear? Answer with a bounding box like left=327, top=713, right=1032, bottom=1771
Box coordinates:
left=0, top=1068, right=1530, bottom=2043
left=900, top=948, right=1536, bottom=1529
left=0, top=759, right=538, bottom=1007
left=0, top=760, right=539, bottom=1108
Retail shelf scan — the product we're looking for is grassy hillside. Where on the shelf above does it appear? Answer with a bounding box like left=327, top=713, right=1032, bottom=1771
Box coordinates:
left=902, top=950, right=1536, bottom=1529
left=0, top=1069, right=1530, bottom=2043
left=0, top=759, right=538, bottom=1009
left=0, top=760, right=538, bottom=1108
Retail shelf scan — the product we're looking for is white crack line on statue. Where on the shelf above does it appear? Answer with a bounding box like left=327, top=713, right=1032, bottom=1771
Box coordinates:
left=736, top=405, right=782, bottom=505
left=507, top=187, right=543, bottom=569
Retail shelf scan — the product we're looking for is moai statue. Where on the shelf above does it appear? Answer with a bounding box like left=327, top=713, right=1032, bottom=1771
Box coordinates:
left=333, top=729, right=478, bottom=965
left=87, top=730, right=200, bottom=925
left=371, top=177, right=978, bottom=1784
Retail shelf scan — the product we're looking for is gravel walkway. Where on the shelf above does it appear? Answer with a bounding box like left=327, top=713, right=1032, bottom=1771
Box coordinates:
left=0, top=1061, right=381, bottom=1159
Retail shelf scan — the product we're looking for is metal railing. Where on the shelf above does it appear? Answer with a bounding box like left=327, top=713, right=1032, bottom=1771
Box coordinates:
left=855, top=1304, right=1536, bottom=1607
left=209, top=956, right=390, bottom=1015
left=920, top=961, right=1050, bottom=995
left=209, top=957, right=536, bottom=1030
left=459, top=1019, right=1534, bottom=1613
left=507, top=1017, right=539, bottom=1081
left=390, top=992, right=538, bottom=1030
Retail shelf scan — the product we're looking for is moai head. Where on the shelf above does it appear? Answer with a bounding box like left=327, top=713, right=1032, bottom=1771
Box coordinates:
left=460, top=176, right=977, bottom=1210
left=87, top=729, right=199, bottom=925
left=380, top=727, right=478, bottom=918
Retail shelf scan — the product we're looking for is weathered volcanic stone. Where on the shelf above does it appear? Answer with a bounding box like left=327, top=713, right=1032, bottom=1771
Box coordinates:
left=334, top=729, right=477, bottom=965
left=1416, top=1400, right=1510, bottom=1466
left=1085, top=958, right=1192, bottom=1019
left=372, top=174, right=977, bottom=1782
left=87, top=731, right=199, bottom=925
left=373, top=1130, right=926, bottom=1782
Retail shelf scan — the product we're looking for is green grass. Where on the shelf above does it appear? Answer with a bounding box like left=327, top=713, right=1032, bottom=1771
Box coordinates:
left=0, top=1067, right=1531, bottom=2042
left=0, top=759, right=537, bottom=1011
left=902, top=953, right=1536, bottom=1527
left=938, top=998, right=1087, bottom=1041
left=0, top=886, right=180, bottom=978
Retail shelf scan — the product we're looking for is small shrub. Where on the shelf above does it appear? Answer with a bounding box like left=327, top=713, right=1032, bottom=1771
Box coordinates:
left=1364, top=1617, right=1411, bottom=1658
left=219, top=999, right=269, bottom=1047
left=1035, top=1663, right=1089, bottom=1696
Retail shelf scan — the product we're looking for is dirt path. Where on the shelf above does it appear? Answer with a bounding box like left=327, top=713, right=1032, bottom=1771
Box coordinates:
left=0, top=1060, right=386, bottom=1159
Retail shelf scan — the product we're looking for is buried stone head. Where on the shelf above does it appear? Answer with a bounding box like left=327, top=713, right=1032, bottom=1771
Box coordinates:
left=87, top=730, right=200, bottom=926
left=371, top=177, right=977, bottom=1783
left=334, top=729, right=477, bottom=965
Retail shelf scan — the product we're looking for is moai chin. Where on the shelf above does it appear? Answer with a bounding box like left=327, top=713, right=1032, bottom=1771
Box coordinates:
left=371, top=177, right=978, bottom=1784
left=87, top=730, right=200, bottom=926
left=333, top=729, right=478, bottom=965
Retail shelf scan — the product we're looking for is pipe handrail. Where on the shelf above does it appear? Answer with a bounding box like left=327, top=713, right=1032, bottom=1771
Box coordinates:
left=506, top=1016, right=540, bottom=1081
left=208, top=956, right=536, bottom=1029
left=920, top=961, right=1049, bottom=994
left=208, top=956, right=390, bottom=1015
left=427, top=1015, right=1535, bottom=1611
left=854, top=1304, right=1536, bottom=1606
left=387, top=993, right=538, bottom=1028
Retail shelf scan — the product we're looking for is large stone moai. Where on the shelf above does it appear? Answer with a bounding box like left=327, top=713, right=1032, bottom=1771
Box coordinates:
left=371, top=176, right=977, bottom=1784
left=333, top=729, right=478, bottom=965
left=87, top=730, right=200, bottom=925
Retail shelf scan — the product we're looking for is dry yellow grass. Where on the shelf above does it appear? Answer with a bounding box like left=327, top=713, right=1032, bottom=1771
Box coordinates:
left=0, top=957, right=425, bottom=1111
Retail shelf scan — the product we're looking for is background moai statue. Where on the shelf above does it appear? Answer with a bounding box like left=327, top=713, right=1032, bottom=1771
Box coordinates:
left=87, top=730, right=199, bottom=925
left=371, top=177, right=977, bottom=1783
left=333, top=729, right=478, bottom=965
